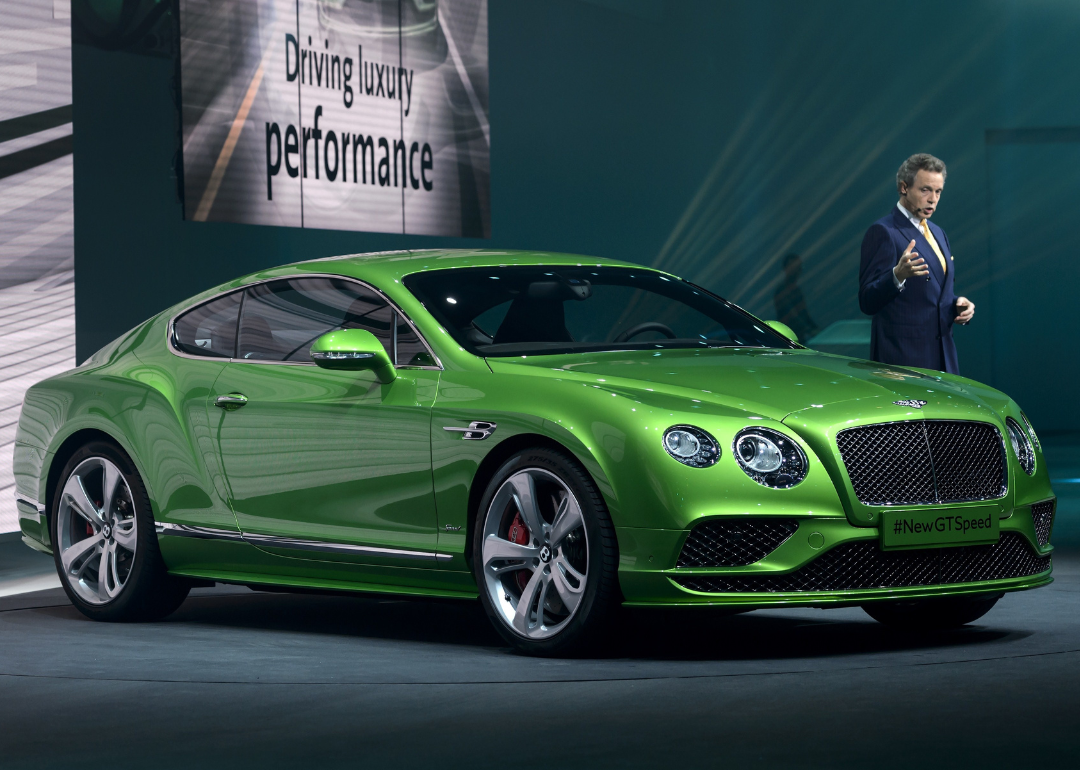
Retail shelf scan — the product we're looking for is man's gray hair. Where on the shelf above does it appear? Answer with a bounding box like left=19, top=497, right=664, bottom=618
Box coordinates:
left=897, top=153, right=946, bottom=193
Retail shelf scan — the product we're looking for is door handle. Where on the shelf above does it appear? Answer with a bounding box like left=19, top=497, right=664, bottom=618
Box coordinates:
left=215, top=393, right=248, bottom=411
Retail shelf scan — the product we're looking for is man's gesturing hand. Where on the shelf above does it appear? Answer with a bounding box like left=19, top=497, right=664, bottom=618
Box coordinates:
left=955, top=296, right=975, bottom=324
left=894, top=239, right=929, bottom=282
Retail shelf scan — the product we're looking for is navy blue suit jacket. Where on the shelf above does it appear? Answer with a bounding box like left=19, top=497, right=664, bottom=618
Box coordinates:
left=859, top=207, right=959, bottom=373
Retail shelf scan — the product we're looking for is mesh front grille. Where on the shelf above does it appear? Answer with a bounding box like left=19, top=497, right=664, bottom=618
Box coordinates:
left=837, top=421, right=935, bottom=504
left=677, top=519, right=799, bottom=567
left=836, top=420, right=1006, bottom=505
left=925, top=422, right=1008, bottom=502
left=1031, top=500, right=1055, bottom=548
left=674, top=532, right=1049, bottom=593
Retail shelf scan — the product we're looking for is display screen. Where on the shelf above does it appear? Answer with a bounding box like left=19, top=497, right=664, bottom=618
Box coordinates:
left=179, top=0, right=489, bottom=237
left=0, top=0, right=75, bottom=534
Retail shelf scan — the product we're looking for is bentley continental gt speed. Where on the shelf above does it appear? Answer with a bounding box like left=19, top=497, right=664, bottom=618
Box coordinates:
left=12, top=250, right=1056, bottom=655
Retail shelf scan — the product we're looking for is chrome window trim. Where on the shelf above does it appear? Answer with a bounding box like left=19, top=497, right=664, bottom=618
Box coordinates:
left=166, top=273, right=443, bottom=370
left=834, top=418, right=1009, bottom=506
left=166, top=287, right=245, bottom=363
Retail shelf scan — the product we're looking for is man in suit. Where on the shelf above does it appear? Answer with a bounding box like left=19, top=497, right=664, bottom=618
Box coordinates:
left=859, top=153, right=975, bottom=374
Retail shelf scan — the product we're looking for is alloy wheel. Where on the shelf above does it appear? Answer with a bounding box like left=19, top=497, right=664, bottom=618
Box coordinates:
left=56, top=456, right=138, bottom=605
left=481, top=468, right=589, bottom=640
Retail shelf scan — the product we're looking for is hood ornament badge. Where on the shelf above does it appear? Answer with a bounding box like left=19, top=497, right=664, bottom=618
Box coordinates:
left=893, top=399, right=928, bottom=409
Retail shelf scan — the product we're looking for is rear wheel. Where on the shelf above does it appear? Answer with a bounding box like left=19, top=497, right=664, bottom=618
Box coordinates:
left=473, top=447, right=618, bottom=656
left=862, top=594, right=1002, bottom=629
left=51, top=441, right=190, bottom=621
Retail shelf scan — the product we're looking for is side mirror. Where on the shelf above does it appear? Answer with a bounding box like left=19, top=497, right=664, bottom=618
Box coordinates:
left=310, top=329, right=395, bottom=383
left=765, top=320, right=800, bottom=343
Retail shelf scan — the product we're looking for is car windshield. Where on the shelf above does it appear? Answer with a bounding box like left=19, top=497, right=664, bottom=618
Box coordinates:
left=403, top=266, right=796, bottom=357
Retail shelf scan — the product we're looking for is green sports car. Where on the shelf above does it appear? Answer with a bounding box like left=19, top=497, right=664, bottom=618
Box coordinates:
left=13, top=250, right=1055, bottom=655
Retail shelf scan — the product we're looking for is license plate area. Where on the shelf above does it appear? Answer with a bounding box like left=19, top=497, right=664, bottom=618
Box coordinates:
left=881, top=506, right=1000, bottom=550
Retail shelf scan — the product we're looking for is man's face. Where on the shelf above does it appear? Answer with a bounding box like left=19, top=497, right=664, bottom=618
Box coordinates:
left=900, top=169, right=944, bottom=219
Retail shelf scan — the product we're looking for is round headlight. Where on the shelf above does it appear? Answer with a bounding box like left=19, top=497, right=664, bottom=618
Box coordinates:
left=1020, top=412, right=1041, bottom=452
left=662, top=426, right=720, bottom=468
left=1006, top=417, right=1035, bottom=476
left=732, top=427, right=808, bottom=488
left=735, top=433, right=783, bottom=473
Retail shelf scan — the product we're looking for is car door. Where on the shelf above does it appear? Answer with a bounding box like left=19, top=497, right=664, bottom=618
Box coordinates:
left=207, top=275, right=443, bottom=567
left=162, top=289, right=245, bottom=536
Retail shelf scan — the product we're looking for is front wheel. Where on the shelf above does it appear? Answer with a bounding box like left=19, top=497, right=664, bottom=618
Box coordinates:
left=862, top=594, right=1002, bottom=630
left=473, top=447, right=619, bottom=656
left=51, top=440, right=190, bottom=621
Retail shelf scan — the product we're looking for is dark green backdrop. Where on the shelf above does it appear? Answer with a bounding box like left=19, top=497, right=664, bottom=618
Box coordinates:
left=73, top=0, right=1080, bottom=431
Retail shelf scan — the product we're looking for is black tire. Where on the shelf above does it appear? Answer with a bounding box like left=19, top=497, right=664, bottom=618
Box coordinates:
left=50, top=440, right=190, bottom=621
left=862, top=593, right=1002, bottom=630
left=472, top=447, right=619, bottom=656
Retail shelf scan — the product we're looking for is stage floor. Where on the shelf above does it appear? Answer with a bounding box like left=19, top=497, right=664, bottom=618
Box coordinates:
left=0, top=555, right=1078, bottom=768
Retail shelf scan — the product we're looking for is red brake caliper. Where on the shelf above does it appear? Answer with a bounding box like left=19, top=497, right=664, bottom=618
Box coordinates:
left=507, top=511, right=532, bottom=593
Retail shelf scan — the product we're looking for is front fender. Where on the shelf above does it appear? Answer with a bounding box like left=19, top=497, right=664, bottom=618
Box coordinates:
left=431, top=366, right=849, bottom=554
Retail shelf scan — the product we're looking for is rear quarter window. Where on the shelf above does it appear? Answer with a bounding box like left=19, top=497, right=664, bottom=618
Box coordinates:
left=172, top=291, right=242, bottom=358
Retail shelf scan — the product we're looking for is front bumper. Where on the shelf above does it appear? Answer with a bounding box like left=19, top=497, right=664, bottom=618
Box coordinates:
left=615, top=508, right=1053, bottom=608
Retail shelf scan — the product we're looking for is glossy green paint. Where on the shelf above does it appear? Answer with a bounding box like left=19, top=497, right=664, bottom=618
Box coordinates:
left=310, top=328, right=396, bottom=381
left=13, top=250, right=1055, bottom=607
left=765, top=319, right=799, bottom=342
left=208, top=361, right=441, bottom=563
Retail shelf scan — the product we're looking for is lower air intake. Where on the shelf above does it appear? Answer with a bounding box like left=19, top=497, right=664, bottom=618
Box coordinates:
left=1030, top=500, right=1055, bottom=548
left=674, top=532, right=1050, bottom=593
left=677, top=519, right=799, bottom=567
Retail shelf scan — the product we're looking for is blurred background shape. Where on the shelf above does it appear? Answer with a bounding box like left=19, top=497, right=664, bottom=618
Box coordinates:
left=805, top=319, right=871, bottom=361
left=0, top=0, right=74, bottom=534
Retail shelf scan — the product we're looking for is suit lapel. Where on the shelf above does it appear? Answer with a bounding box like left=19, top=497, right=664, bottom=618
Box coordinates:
left=892, top=208, right=943, bottom=287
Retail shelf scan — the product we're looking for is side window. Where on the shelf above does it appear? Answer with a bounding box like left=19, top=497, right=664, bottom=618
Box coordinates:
left=395, top=316, right=436, bottom=367
left=172, top=291, right=241, bottom=358
left=236, top=277, right=394, bottom=362
left=233, top=276, right=437, bottom=367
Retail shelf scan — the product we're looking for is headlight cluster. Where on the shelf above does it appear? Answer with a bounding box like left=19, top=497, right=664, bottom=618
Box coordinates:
left=1020, top=412, right=1041, bottom=452
left=662, top=425, right=721, bottom=467
left=732, top=427, right=808, bottom=488
left=1006, top=417, right=1036, bottom=476
left=661, top=424, right=808, bottom=487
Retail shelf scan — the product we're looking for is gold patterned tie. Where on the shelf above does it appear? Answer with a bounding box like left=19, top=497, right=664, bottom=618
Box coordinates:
left=920, top=219, right=947, bottom=274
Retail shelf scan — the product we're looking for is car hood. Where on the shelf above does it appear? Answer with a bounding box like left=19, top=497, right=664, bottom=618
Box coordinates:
left=487, top=348, right=999, bottom=421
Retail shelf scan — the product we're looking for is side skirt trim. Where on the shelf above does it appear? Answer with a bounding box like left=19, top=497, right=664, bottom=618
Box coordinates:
left=155, top=522, right=246, bottom=541
left=155, top=522, right=451, bottom=562
left=241, top=532, right=453, bottom=562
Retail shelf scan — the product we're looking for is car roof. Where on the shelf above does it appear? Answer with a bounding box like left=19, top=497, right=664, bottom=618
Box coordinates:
left=172, top=249, right=666, bottom=329
left=294, top=249, right=648, bottom=283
